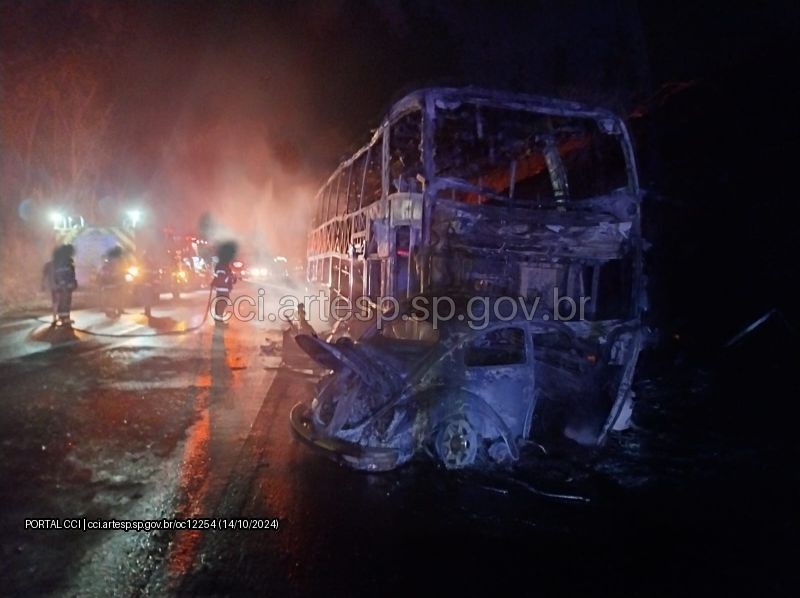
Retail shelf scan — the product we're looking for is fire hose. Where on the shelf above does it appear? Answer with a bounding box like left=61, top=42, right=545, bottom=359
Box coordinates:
left=31, top=285, right=215, bottom=338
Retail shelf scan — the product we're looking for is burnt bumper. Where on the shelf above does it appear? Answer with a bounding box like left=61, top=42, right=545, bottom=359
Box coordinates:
left=289, top=402, right=401, bottom=472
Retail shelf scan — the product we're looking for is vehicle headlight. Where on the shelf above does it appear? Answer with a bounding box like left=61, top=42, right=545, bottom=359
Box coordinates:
left=124, top=273, right=134, bottom=282
left=127, top=266, right=139, bottom=278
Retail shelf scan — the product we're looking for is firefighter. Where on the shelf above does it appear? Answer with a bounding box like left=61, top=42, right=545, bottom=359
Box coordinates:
left=49, top=244, right=78, bottom=328
left=41, top=260, right=56, bottom=325
left=138, top=250, right=158, bottom=318
left=99, top=246, right=126, bottom=318
left=211, top=242, right=238, bottom=325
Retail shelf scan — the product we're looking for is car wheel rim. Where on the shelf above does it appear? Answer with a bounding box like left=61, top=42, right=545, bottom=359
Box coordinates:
left=438, top=418, right=478, bottom=469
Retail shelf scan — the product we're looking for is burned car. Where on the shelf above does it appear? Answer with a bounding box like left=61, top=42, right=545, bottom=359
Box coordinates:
left=295, top=87, right=645, bottom=470
left=291, top=295, right=642, bottom=471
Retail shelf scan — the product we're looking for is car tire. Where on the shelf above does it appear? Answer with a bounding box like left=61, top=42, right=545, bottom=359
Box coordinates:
left=434, top=416, right=479, bottom=469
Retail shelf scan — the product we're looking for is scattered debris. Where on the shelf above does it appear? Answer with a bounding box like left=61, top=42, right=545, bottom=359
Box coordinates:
left=504, top=477, right=591, bottom=504
left=724, top=308, right=794, bottom=348
left=259, top=340, right=279, bottom=356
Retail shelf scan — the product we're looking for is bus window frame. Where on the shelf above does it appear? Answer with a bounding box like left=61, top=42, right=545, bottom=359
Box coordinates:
left=349, top=152, right=367, bottom=213
left=361, top=131, right=384, bottom=209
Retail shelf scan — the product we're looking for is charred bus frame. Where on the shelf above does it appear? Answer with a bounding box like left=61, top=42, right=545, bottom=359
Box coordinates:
left=307, top=87, right=643, bottom=319
left=305, top=87, right=647, bottom=450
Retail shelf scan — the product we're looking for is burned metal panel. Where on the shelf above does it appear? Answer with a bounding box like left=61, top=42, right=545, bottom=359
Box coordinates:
left=297, top=87, right=647, bottom=470
left=292, top=305, right=644, bottom=469
left=408, top=88, right=645, bottom=325
left=293, top=315, right=541, bottom=470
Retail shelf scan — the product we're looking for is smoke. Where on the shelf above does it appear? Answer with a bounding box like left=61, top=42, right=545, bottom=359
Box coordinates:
left=151, top=115, right=318, bottom=263
left=191, top=166, right=318, bottom=264
left=105, top=2, right=350, bottom=265
left=1, top=0, right=657, bottom=308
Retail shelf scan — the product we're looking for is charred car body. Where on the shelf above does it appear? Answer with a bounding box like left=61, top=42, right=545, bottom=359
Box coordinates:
left=293, top=87, right=646, bottom=470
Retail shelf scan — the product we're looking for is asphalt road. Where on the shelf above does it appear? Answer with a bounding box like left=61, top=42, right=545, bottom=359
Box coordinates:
left=0, top=281, right=297, bottom=595
left=0, top=282, right=797, bottom=596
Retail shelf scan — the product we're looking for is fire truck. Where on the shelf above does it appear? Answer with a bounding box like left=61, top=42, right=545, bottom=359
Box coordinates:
left=54, top=218, right=209, bottom=301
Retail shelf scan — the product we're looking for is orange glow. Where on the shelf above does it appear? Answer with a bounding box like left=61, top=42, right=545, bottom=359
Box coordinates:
left=166, top=379, right=210, bottom=581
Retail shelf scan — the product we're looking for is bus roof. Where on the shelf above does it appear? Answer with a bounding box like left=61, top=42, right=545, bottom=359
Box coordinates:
left=315, top=86, right=631, bottom=200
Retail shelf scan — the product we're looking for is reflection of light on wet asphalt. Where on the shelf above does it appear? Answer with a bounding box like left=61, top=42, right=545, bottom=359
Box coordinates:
left=166, top=365, right=210, bottom=580
left=166, top=409, right=209, bottom=578
left=0, top=287, right=279, bottom=593
left=165, top=325, right=248, bottom=582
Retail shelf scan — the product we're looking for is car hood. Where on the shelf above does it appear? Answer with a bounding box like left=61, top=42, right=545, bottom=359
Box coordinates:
left=294, top=334, right=409, bottom=395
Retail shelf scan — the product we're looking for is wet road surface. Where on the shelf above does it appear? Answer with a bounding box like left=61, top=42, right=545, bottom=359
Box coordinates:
left=1, top=282, right=798, bottom=596
left=0, top=283, right=290, bottom=595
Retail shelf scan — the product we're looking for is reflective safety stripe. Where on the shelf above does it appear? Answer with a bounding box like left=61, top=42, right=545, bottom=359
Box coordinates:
left=214, top=288, right=231, bottom=292
left=58, top=226, right=136, bottom=253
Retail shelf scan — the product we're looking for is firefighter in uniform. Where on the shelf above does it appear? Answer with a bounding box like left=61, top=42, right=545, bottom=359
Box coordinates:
left=138, top=250, right=158, bottom=318
left=41, top=260, right=55, bottom=325
left=99, top=246, right=126, bottom=318
left=211, top=257, right=236, bottom=324
left=49, top=244, right=78, bottom=327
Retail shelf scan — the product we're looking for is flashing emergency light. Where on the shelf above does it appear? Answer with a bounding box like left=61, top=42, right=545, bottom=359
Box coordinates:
left=126, top=209, right=141, bottom=228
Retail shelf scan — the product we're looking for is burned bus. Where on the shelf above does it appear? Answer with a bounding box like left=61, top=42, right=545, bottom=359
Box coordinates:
left=297, top=88, right=646, bottom=468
